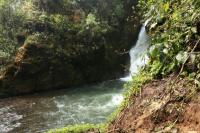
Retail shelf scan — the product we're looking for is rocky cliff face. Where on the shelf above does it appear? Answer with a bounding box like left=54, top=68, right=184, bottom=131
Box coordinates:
left=0, top=0, right=140, bottom=97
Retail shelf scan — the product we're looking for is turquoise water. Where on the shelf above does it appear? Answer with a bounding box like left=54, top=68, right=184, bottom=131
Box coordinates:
left=0, top=24, right=149, bottom=133
left=0, top=80, right=124, bottom=133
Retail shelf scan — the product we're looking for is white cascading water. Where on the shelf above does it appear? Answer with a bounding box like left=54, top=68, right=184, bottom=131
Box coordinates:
left=120, top=24, right=149, bottom=81
left=0, top=23, right=150, bottom=133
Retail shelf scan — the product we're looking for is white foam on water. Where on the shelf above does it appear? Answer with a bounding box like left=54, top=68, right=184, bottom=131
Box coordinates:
left=0, top=107, right=23, bottom=133
left=111, top=94, right=124, bottom=106
left=0, top=23, right=150, bottom=133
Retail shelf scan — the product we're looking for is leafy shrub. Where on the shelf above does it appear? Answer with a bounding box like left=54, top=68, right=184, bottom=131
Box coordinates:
left=138, top=0, right=200, bottom=77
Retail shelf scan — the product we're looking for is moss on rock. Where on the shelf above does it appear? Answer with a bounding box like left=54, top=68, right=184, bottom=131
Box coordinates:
left=0, top=0, right=141, bottom=97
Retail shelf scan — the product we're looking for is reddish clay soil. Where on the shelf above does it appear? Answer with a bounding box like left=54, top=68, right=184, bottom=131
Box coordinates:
left=108, top=75, right=200, bottom=133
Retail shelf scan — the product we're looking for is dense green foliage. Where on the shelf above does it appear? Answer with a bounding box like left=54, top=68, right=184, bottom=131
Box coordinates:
left=0, top=0, right=139, bottom=97
left=139, top=0, right=200, bottom=78
left=0, top=0, right=135, bottom=68
left=1, top=0, right=199, bottom=132
left=0, top=0, right=22, bottom=62
left=47, top=0, right=200, bottom=132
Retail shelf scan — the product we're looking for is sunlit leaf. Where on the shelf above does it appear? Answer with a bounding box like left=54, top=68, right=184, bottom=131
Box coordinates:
left=176, top=51, right=188, bottom=63
left=163, top=2, right=170, bottom=12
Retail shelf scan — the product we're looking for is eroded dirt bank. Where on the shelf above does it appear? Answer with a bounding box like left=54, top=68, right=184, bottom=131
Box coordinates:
left=108, top=75, right=200, bottom=133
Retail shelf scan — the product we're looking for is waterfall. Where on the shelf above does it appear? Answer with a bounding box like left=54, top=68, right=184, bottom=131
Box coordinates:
left=0, top=22, right=150, bottom=133
left=120, top=24, right=149, bottom=81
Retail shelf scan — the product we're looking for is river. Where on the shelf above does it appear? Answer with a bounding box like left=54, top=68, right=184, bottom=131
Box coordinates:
left=0, top=80, right=124, bottom=133
left=0, top=24, right=149, bottom=133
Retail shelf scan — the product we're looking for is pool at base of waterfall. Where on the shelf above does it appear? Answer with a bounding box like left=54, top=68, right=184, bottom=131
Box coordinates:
left=0, top=24, right=149, bottom=133
left=0, top=80, right=124, bottom=133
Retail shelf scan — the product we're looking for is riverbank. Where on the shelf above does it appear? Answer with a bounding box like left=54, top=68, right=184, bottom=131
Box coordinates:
left=108, top=74, right=200, bottom=132
left=48, top=73, right=199, bottom=133
left=48, top=0, right=200, bottom=132
left=108, top=0, right=200, bottom=132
